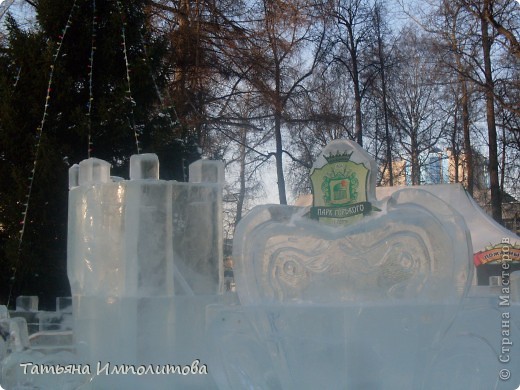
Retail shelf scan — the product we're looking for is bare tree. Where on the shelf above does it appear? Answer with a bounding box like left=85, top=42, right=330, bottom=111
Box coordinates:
left=403, top=0, right=518, bottom=221
left=286, top=62, right=356, bottom=196
left=329, top=0, right=377, bottom=147
left=479, top=0, right=502, bottom=222
left=223, top=0, right=326, bottom=204
left=388, top=27, right=451, bottom=185
left=372, top=1, right=394, bottom=184
left=428, top=0, right=478, bottom=194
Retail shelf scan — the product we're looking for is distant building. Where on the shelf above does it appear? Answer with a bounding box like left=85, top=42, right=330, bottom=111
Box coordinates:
left=380, top=160, right=407, bottom=186
left=379, top=148, right=519, bottom=235
left=423, top=148, right=444, bottom=185
left=380, top=148, right=489, bottom=189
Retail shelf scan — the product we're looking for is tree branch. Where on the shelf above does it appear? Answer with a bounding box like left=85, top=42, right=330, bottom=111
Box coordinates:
left=282, top=149, right=312, bottom=169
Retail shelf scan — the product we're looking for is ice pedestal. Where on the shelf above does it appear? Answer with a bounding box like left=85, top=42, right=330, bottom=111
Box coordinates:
left=206, top=301, right=520, bottom=389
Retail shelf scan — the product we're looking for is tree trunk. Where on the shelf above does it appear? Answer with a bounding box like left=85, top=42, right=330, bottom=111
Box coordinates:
left=353, top=72, right=363, bottom=146
left=274, top=56, right=287, bottom=204
left=451, top=105, right=459, bottom=183
left=376, top=22, right=393, bottom=185
left=373, top=3, right=393, bottom=185
left=482, top=0, right=502, bottom=223
left=452, top=27, right=472, bottom=192
left=461, top=78, right=473, bottom=195
left=411, top=132, right=420, bottom=185
left=350, top=33, right=363, bottom=146
left=274, top=109, right=287, bottom=204
left=235, top=129, right=247, bottom=225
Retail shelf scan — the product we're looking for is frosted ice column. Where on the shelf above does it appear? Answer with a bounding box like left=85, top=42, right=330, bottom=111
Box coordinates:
left=78, top=157, right=111, bottom=186
left=68, top=163, right=125, bottom=297
left=130, top=153, right=160, bottom=180
left=68, top=158, right=129, bottom=367
left=68, top=164, right=79, bottom=189
left=122, top=153, right=174, bottom=296
left=124, top=181, right=174, bottom=296
left=171, top=159, right=224, bottom=294
left=189, top=159, right=224, bottom=184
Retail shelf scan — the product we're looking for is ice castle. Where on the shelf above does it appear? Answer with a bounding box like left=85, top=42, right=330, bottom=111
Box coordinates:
left=1, top=140, right=519, bottom=389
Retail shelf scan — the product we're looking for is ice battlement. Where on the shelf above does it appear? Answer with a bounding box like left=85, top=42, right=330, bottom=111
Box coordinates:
left=67, top=154, right=224, bottom=298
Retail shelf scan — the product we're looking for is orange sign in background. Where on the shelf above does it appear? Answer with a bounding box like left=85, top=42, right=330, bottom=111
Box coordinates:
left=473, top=243, right=520, bottom=266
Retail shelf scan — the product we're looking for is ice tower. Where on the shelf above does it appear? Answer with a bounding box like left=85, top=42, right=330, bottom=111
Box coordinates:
left=67, top=154, right=223, bottom=388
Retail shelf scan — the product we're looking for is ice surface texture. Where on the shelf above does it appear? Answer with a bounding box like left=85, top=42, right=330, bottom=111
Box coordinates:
left=206, top=300, right=520, bottom=389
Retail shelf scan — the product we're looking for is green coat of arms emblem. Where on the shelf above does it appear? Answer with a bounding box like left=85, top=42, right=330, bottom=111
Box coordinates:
left=310, top=150, right=373, bottom=225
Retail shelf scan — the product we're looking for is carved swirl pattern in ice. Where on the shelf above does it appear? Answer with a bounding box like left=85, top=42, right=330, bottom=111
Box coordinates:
left=234, top=189, right=472, bottom=306
left=264, top=231, right=431, bottom=303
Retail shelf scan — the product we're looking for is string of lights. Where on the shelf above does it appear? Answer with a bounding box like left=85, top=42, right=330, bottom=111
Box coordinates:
left=139, top=32, right=179, bottom=131
left=12, top=65, right=21, bottom=92
left=7, top=0, right=79, bottom=307
left=116, top=0, right=141, bottom=155
left=87, top=0, right=97, bottom=158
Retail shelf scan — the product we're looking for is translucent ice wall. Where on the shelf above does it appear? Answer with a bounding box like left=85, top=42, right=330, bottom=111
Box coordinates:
left=205, top=140, right=520, bottom=389
left=67, top=154, right=223, bottom=388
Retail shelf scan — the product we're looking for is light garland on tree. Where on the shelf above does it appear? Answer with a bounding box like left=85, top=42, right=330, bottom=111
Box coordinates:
left=139, top=31, right=180, bottom=131
left=116, top=0, right=141, bottom=154
left=8, top=0, right=79, bottom=307
left=87, top=0, right=97, bottom=158
left=12, top=64, right=21, bottom=92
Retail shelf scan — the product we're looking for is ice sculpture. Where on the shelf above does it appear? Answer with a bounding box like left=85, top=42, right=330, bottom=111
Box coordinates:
left=1, top=140, right=519, bottom=390
left=233, top=140, right=472, bottom=304
left=1, top=155, right=224, bottom=390
left=376, top=184, right=520, bottom=286
left=207, top=140, right=520, bottom=389
left=67, top=154, right=223, bottom=389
